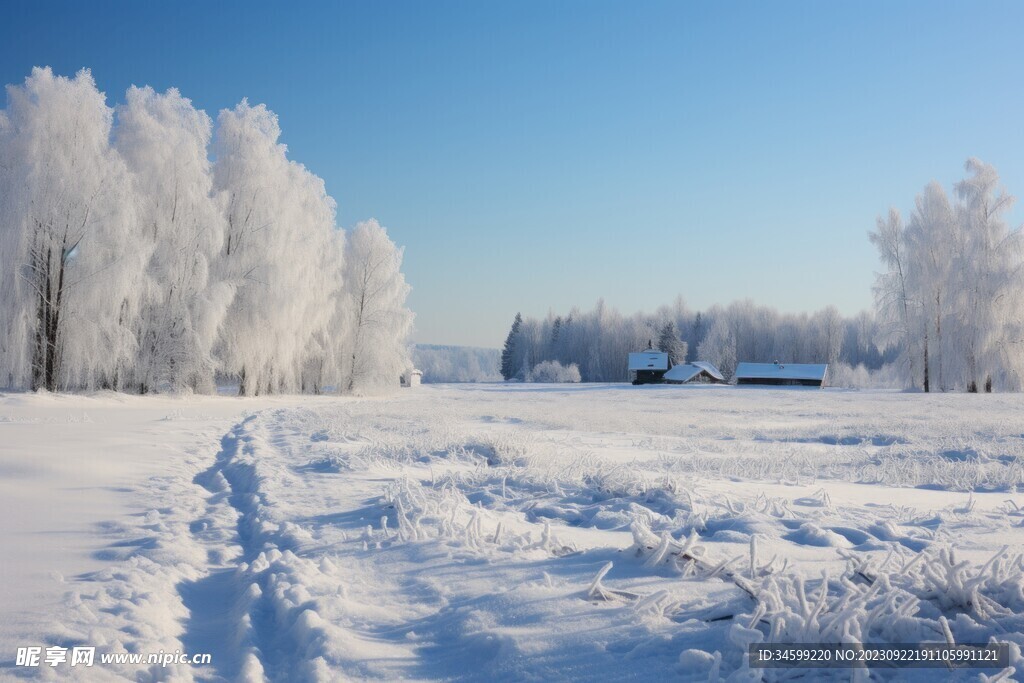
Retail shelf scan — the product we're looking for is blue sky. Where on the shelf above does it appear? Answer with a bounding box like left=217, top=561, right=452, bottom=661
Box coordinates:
left=3, top=1, right=1023, bottom=348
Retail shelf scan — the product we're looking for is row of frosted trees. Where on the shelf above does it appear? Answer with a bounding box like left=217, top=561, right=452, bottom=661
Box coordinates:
left=871, top=159, right=1024, bottom=392
left=0, top=68, right=413, bottom=395
left=501, top=298, right=889, bottom=383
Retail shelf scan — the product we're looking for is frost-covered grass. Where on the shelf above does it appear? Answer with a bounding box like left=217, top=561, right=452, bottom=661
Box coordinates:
left=4, top=384, right=1024, bottom=680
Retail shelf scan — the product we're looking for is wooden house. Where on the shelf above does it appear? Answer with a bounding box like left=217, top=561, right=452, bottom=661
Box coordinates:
left=735, top=361, right=827, bottom=387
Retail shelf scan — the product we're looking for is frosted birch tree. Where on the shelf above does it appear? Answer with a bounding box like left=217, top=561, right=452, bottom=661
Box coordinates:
left=811, top=306, right=844, bottom=371
left=698, top=316, right=737, bottom=381
left=0, top=106, right=26, bottom=388
left=905, top=181, right=956, bottom=391
left=340, top=219, right=414, bottom=393
left=869, top=208, right=920, bottom=388
left=952, top=159, right=1024, bottom=391
left=0, top=68, right=144, bottom=391
left=115, top=86, right=232, bottom=392
left=872, top=159, right=1024, bottom=391
left=212, top=100, right=339, bottom=395
left=301, top=229, right=347, bottom=394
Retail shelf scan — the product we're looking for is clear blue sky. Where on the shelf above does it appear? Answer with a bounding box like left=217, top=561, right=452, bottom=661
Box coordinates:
left=3, top=1, right=1023, bottom=348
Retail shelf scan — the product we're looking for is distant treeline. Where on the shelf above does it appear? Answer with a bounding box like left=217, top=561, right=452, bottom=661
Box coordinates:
left=500, top=299, right=894, bottom=383
left=412, top=345, right=501, bottom=383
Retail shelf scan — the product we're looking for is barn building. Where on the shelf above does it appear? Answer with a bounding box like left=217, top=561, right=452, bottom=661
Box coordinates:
left=663, top=361, right=726, bottom=384
left=628, top=350, right=669, bottom=385
left=735, top=361, right=828, bottom=387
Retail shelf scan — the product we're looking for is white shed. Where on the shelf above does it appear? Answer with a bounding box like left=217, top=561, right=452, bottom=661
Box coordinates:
left=402, top=368, right=423, bottom=387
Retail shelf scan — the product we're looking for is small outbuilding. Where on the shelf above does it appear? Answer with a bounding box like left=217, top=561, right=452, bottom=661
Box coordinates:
left=663, top=361, right=726, bottom=384
left=735, top=361, right=828, bottom=387
left=401, top=368, right=423, bottom=388
left=629, top=350, right=670, bottom=385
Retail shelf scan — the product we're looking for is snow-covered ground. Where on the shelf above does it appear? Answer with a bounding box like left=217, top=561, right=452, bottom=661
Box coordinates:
left=3, top=384, right=1024, bottom=681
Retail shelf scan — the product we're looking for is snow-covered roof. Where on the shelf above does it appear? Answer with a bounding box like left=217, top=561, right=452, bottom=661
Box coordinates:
left=663, top=364, right=702, bottom=382
left=735, top=362, right=828, bottom=381
left=663, top=361, right=726, bottom=383
left=628, top=351, right=669, bottom=371
left=690, top=361, right=725, bottom=381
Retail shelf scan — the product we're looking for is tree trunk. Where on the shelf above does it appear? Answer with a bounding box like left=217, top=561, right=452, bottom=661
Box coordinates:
left=31, top=242, right=67, bottom=392
left=935, top=292, right=943, bottom=391
left=922, top=334, right=930, bottom=393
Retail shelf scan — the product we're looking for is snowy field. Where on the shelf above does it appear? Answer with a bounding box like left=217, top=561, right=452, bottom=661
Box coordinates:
left=3, top=385, right=1024, bottom=681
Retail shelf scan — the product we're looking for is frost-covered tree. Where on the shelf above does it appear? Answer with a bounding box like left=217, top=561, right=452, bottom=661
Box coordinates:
left=115, top=86, right=232, bottom=393
left=905, top=181, right=956, bottom=392
left=657, top=321, right=688, bottom=367
left=871, top=159, right=1024, bottom=391
left=697, top=316, right=737, bottom=381
left=212, top=100, right=339, bottom=395
left=841, top=310, right=884, bottom=369
left=951, top=159, right=1023, bottom=391
left=0, top=68, right=144, bottom=391
left=811, top=306, right=844, bottom=370
left=0, top=105, right=23, bottom=388
left=340, top=219, right=413, bottom=393
left=299, top=229, right=347, bottom=395
left=870, top=208, right=919, bottom=389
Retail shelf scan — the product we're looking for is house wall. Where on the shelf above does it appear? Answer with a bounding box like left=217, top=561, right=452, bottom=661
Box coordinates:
left=633, top=369, right=667, bottom=385
left=736, top=377, right=823, bottom=387
left=664, top=371, right=724, bottom=385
